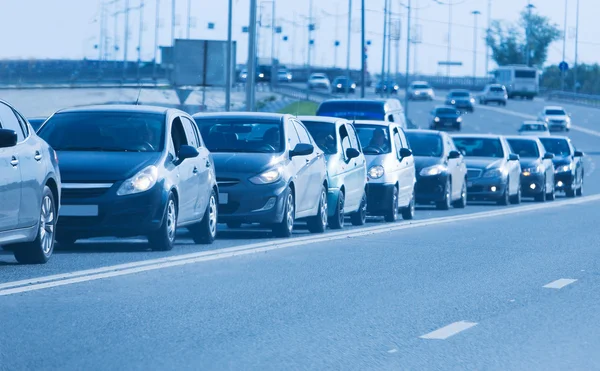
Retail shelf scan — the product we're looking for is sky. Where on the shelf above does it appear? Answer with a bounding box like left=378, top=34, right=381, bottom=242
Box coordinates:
left=0, top=0, right=596, bottom=77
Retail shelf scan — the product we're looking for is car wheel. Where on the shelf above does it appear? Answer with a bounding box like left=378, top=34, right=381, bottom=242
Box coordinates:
left=329, top=191, right=345, bottom=230
left=384, top=186, right=399, bottom=222
left=534, top=180, right=546, bottom=202
left=273, top=188, right=295, bottom=237
left=12, top=186, right=56, bottom=264
left=452, top=180, right=467, bottom=208
left=436, top=180, right=451, bottom=210
left=497, top=182, right=510, bottom=206
left=226, top=222, right=242, bottom=229
left=148, top=193, right=178, bottom=251
left=566, top=187, right=576, bottom=197
left=576, top=178, right=583, bottom=196
left=190, top=190, right=218, bottom=244
left=401, top=191, right=416, bottom=220
left=510, top=185, right=522, bottom=204
left=351, top=192, right=368, bottom=226
left=546, top=180, right=556, bottom=201
left=307, top=186, right=328, bottom=233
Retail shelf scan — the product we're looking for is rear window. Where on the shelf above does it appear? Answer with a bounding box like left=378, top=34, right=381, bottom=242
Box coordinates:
left=450, top=91, right=469, bottom=97
left=490, top=86, right=504, bottom=92
left=316, top=101, right=385, bottom=121
left=507, top=139, right=540, bottom=158
left=521, top=124, right=547, bottom=131
left=515, top=70, right=536, bottom=79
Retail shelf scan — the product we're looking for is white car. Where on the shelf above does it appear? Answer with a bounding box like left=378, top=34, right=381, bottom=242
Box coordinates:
left=353, top=120, right=416, bottom=222
left=479, top=84, right=508, bottom=106
left=538, top=106, right=571, bottom=132
left=518, top=121, right=550, bottom=136
left=408, top=81, right=435, bottom=100
left=308, top=73, right=331, bottom=90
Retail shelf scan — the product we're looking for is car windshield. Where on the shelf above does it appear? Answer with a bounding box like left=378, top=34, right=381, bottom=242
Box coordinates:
left=521, top=124, right=547, bottom=131
left=507, top=139, right=540, bottom=158
left=545, top=109, right=566, bottom=115
left=302, top=121, right=337, bottom=155
left=317, top=101, right=385, bottom=120
left=453, top=137, right=504, bottom=158
left=490, top=86, right=504, bottom=92
left=539, top=138, right=571, bottom=156
left=37, top=112, right=165, bottom=152
left=412, top=84, right=429, bottom=89
left=354, top=124, right=391, bottom=154
left=450, top=91, right=469, bottom=97
left=195, top=118, right=284, bottom=153
left=406, top=132, right=443, bottom=157
left=311, top=75, right=327, bottom=80
left=435, top=108, right=458, bottom=115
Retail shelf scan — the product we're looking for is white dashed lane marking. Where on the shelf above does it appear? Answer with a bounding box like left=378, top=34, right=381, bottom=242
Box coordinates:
left=419, top=321, right=478, bottom=340
left=543, top=278, right=578, bottom=289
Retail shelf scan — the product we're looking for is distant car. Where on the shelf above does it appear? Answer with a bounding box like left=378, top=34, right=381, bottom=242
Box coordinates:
left=299, top=116, right=368, bottom=228
left=406, top=130, right=467, bottom=209
left=316, top=99, right=406, bottom=128
left=193, top=112, right=329, bottom=237
left=408, top=81, right=435, bottom=100
left=354, top=120, right=416, bottom=221
left=28, top=117, right=47, bottom=132
left=452, top=134, right=522, bottom=205
left=538, top=136, right=584, bottom=197
left=479, top=84, right=508, bottom=106
left=331, top=76, right=356, bottom=94
left=518, top=121, right=550, bottom=136
left=375, top=80, right=399, bottom=95
left=506, top=136, right=556, bottom=202
left=446, top=90, right=475, bottom=112
left=38, top=105, right=219, bottom=250
left=0, top=100, right=61, bottom=264
left=538, top=106, right=571, bottom=132
left=429, top=106, right=463, bottom=131
left=307, top=73, right=331, bottom=90
left=277, top=69, right=292, bottom=83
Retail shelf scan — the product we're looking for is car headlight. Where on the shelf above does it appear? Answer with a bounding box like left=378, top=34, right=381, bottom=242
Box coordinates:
left=457, top=117, right=462, bottom=122
left=470, top=98, right=475, bottom=103
left=420, top=165, right=447, bottom=176
left=117, top=165, right=158, bottom=196
left=415, top=91, right=421, bottom=95
left=337, top=84, right=342, bottom=88
left=258, top=73, right=264, bottom=78
left=434, top=117, right=440, bottom=122
left=249, top=167, right=282, bottom=185
left=394, top=85, right=398, bottom=90
left=368, top=165, right=385, bottom=179
left=523, top=165, right=544, bottom=175
left=451, top=99, right=456, bottom=104
left=483, top=168, right=506, bottom=178
left=241, top=73, right=247, bottom=78
left=351, top=83, right=357, bottom=88
left=556, top=164, right=573, bottom=173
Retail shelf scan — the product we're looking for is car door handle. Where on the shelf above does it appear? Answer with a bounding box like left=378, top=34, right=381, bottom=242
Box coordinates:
left=34, top=151, right=42, bottom=161
left=193, top=166, right=199, bottom=174
left=10, top=157, right=18, bottom=167
left=205, top=161, right=211, bottom=168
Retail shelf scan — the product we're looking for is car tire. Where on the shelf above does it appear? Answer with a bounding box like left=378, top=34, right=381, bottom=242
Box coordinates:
left=534, top=181, right=546, bottom=202
left=148, top=193, right=178, bottom=251
left=497, top=182, right=511, bottom=206
left=401, top=191, right=416, bottom=220
left=351, top=192, right=368, bottom=226
left=273, top=187, right=295, bottom=238
left=11, top=186, right=56, bottom=264
left=546, top=180, right=556, bottom=201
left=510, top=185, right=522, bottom=204
left=566, top=188, right=576, bottom=197
left=307, top=186, right=328, bottom=234
left=226, top=222, right=242, bottom=229
left=576, top=178, right=583, bottom=196
left=384, top=186, right=399, bottom=223
left=329, top=191, right=345, bottom=230
left=436, top=180, right=451, bottom=210
left=453, top=181, right=467, bottom=208
left=190, top=190, right=218, bottom=244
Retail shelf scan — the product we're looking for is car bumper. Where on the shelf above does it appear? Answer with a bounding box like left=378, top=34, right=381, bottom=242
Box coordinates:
left=411, top=93, right=432, bottom=100
left=366, top=183, right=395, bottom=215
left=333, top=87, right=355, bottom=93
left=415, top=175, right=449, bottom=203
left=432, top=120, right=460, bottom=130
left=548, top=123, right=570, bottom=131
left=554, top=172, right=575, bottom=191
left=520, top=173, right=545, bottom=196
left=466, top=178, right=507, bottom=200
left=448, top=102, right=474, bottom=110
left=217, top=181, right=288, bottom=224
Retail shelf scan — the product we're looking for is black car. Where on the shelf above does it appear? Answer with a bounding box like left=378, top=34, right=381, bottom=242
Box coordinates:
left=446, top=90, right=475, bottom=112
left=406, top=130, right=467, bottom=209
left=28, top=117, right=47, bottom=132
left=506, top=136, right=556, bottom=201
left=0, top=100, right=61, bottom=264
left=375, top=80, right=399, bottom=95
left=193, top=112, right=329, bottom=237
left=38, top=105, right=218, bottom=250
left=429, top=106, right=463, bottom=131
left=331, top=76, right=356, bottom=94
left=539, top=136, right=584, bottom=197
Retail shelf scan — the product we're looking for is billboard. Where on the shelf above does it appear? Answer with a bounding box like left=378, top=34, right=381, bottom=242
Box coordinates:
left=170, top=39, right=237, bottom=87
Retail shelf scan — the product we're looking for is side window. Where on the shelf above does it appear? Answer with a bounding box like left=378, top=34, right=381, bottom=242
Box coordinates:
left=392, top=128, right=403, bottom=157
left=293, top=120, right=313, bottom=144
left=170, top=117, right=188, bottom=157
left=387, top=113, right=395, bottom=122
left=339, top=124, right=351, bottom=159
left=346, top=123, right=361, bottom=150
left=181, top=117, right=200, bottom=148
left=0, top=103, right=25, bottom=142
left=286, top=120, right=300, bottom=149
left=397, top=127, right=409, bottom=149
left=14, top=110, right=29, bottom=137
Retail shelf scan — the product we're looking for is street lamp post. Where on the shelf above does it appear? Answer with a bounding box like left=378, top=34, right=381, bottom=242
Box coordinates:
left=345, top=0, right=352, bottom=97
left=560, top=0, right=568, bottom=91
left=525, top=2, right=535, bottom=67
left=573, top=0, right=580, bottom=93
left=360, top=0, right=365, bottom=98
left=471, top=10, right=481, bottom=85
left=380, top=0, right=388, bottom=97
left=247, top=0, right=258, bottom=111
left=446, top=0, right=453, bottom=78
left=404, top=0, right=412, bottom=116
left=225, top=0, right=233, bottom=111
left=485, top=0, right=491, bottom=77
left=153, top=0, right=160, bottom=81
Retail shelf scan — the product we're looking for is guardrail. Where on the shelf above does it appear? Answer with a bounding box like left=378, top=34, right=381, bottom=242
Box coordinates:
left=272, top=84, right=335, bottom=103
left=546, top=91, right=600, bottom=107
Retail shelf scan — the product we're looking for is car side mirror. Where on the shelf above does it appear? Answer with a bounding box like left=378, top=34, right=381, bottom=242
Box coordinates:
left=543, top=153, right=554, bottom=160
left=508, top=153, right=519, bottom=161
left=177, top=145, right=200, bottom=162
left=574, top=150, right=584, bottom=157
left=346, top=147, right=360, bottom=160
left=448, top=150, right=461, bottom=159
left=290, top=143, right=314, bottom=158
left=399, top=147, right=412, bottom=159
left=0, top=129, right=18, bottom=148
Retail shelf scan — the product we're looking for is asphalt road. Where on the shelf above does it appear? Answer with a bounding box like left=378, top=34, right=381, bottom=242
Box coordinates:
left=1, top=89, right=600, bottom=370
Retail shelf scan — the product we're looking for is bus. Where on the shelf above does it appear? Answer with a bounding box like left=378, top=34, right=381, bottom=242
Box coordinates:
left=493, top=65, right=539, bottom=99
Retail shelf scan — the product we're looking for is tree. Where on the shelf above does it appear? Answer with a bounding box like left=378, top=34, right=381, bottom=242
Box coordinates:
left=486, top=10, right=561, bottom=68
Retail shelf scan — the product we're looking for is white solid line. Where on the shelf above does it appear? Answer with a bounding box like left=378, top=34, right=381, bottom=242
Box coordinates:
left=543, top=278, right=578, bottom=289
left=387, top=349, right=398, bottom=354
left=1, top=195, right=600, bottom=296
left=419, top=321, right=478, bottom=340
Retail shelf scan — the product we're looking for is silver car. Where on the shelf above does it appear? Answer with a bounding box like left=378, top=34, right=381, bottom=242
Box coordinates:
left=308, top=73, right=331, bottom=90
left=408, top=81, right=435, bottom=101
left=479, top=84, right=508, bottom=106
left=518, top=121, right=550, bottom=136
left=354, top=120, right=416, bottom=222
left=538, top=106, right=571, bottom=132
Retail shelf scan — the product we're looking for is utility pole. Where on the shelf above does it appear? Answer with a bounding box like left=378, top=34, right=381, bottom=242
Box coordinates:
left=113, top=2, right=120, bottom=68
left=153, top=0, right=160, bottom=80
left=360, top=0, right=366, bottom=98
left=98, top=0, right=105, bottom=61
left=413, top=0, right=419, bottom=78
left=395, top=17, right=400, bottom=81
left=306, top=0, right=313, bottom=99
left=334, top=2, right=339, bottom=69
left=345, top=0, right=352, bottom=97
left=404, top=0, right=412, bottom=116
left=471, top=10, right=480, bottom=85
left=171, top=0, right=176, bottom=46
left=247, top=0, right=258, bottom=111
left=485, top=0, right=491, bottom=77
left=386, top=0, right=392, bottom=95
left=137, top=0, right=145, bottom=82
left=123, top=0, right=130, bottom=80
left=226, top=0, right=233, bottom=110
left=270, top=0, right=276, bottom=91
left=186, top=0, right=191, bottom=38
left=573, top=0, right=579, bottom=93
left=525, top=1, right=534, bottom=67
left=380, top=0, right=388, bottom=96
left=561, top=0, right=568, bottom=91
left=446, top=0, right=453, bottom=78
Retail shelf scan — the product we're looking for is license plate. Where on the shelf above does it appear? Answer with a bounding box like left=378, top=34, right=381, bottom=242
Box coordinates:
left=219, top=193, right=229, bottom=204
left=61, top=205, right=98, bottom=217
left=444, top=121, right=453, bottom=126
left=467, top=181, right=473, bottom=187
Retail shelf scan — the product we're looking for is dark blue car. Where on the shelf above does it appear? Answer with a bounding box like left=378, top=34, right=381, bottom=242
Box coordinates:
left=37, top=105, right=218, bottom=250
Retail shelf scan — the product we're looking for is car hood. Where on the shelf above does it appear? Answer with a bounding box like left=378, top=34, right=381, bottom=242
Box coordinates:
left=519, top=158, right=541, bottom=169
left=448, top=96, right=471, bottom=101
left=414, top=156, right=443, bottom=172
left=212, top=152, right=285, bottom=176
left=552, top=155, right=573, bottom=166
left=57, top=151, right=162, bottom=183
left=464, top=157, right=505, bottom=170
left=546, top=115, right=568, bottom=121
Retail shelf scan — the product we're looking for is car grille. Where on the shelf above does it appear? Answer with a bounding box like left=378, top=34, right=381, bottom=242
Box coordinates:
left=217, top=178, right=241, bottom=187
left=219, top=202, right=240, bottom=214
left=62, top=188, right=109, bottom=199
left=467, top=169, right=482, bottom=179
left=550, top=120, right=564, bottom=125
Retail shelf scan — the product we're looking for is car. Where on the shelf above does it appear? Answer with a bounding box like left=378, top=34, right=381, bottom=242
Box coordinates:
left=193, top=112, right=329, bottom=237
left=353, top=120, right=416, bottom=221
left=307, top=73, right=331, bottom=90
left=277, top=69, right=292, bottom=83
left=537, top=106, right=571, bottom=132
left=37, top=105, right=218, bottom=250
left=316, top=99, right=406, bottom=127
left=518, top=121, right=550, bottom=136
left=0, top=100, right=61, bottom=264
left=28, top=117, right=47, bottom=132
left=538, top=136, right=584, bottom=197
left=506, top=136, right=556, bottom=202
left=331, top=76, right=356, bottom=94
left=446, top=90, right=475, bottom=112
left=452, top=134, right=522, bottom=205
left=407, top=81, right=435, bottom=100
left=479, top=84, right=508, bottom=106
left=299, top=116, right=368, bottom=229
left=238, top=69, right=248, bottom=82
left=429, top=106, right=463, bottom=131
left=375, top=80, right=399, bottom=95
left=406, top=130, right=467, bottom=209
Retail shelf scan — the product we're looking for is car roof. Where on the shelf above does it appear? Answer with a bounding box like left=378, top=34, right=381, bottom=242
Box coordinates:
left=451, top=133, right=503, bottom=139
left=352, top=120, right=392, bottom=127
left=321, top=98, right=387, bottom=104
left=538, top=135, right=570, bottom=141
left=488, top=84, right=505, bottom=87
left=193, top=112, right=287, bottom=120
left=406, top=129, right=443, bottom=136
left=411, top=81, right=429, bottom=85
left=297, top=115, right=345, bottom=124
left=522, top=121, right=547, bottom=125
left=543, top=106, right=565, bottom=110
left=504, top=135, right=541, bottom=141
left=56, top=104, right=171, bottom=115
